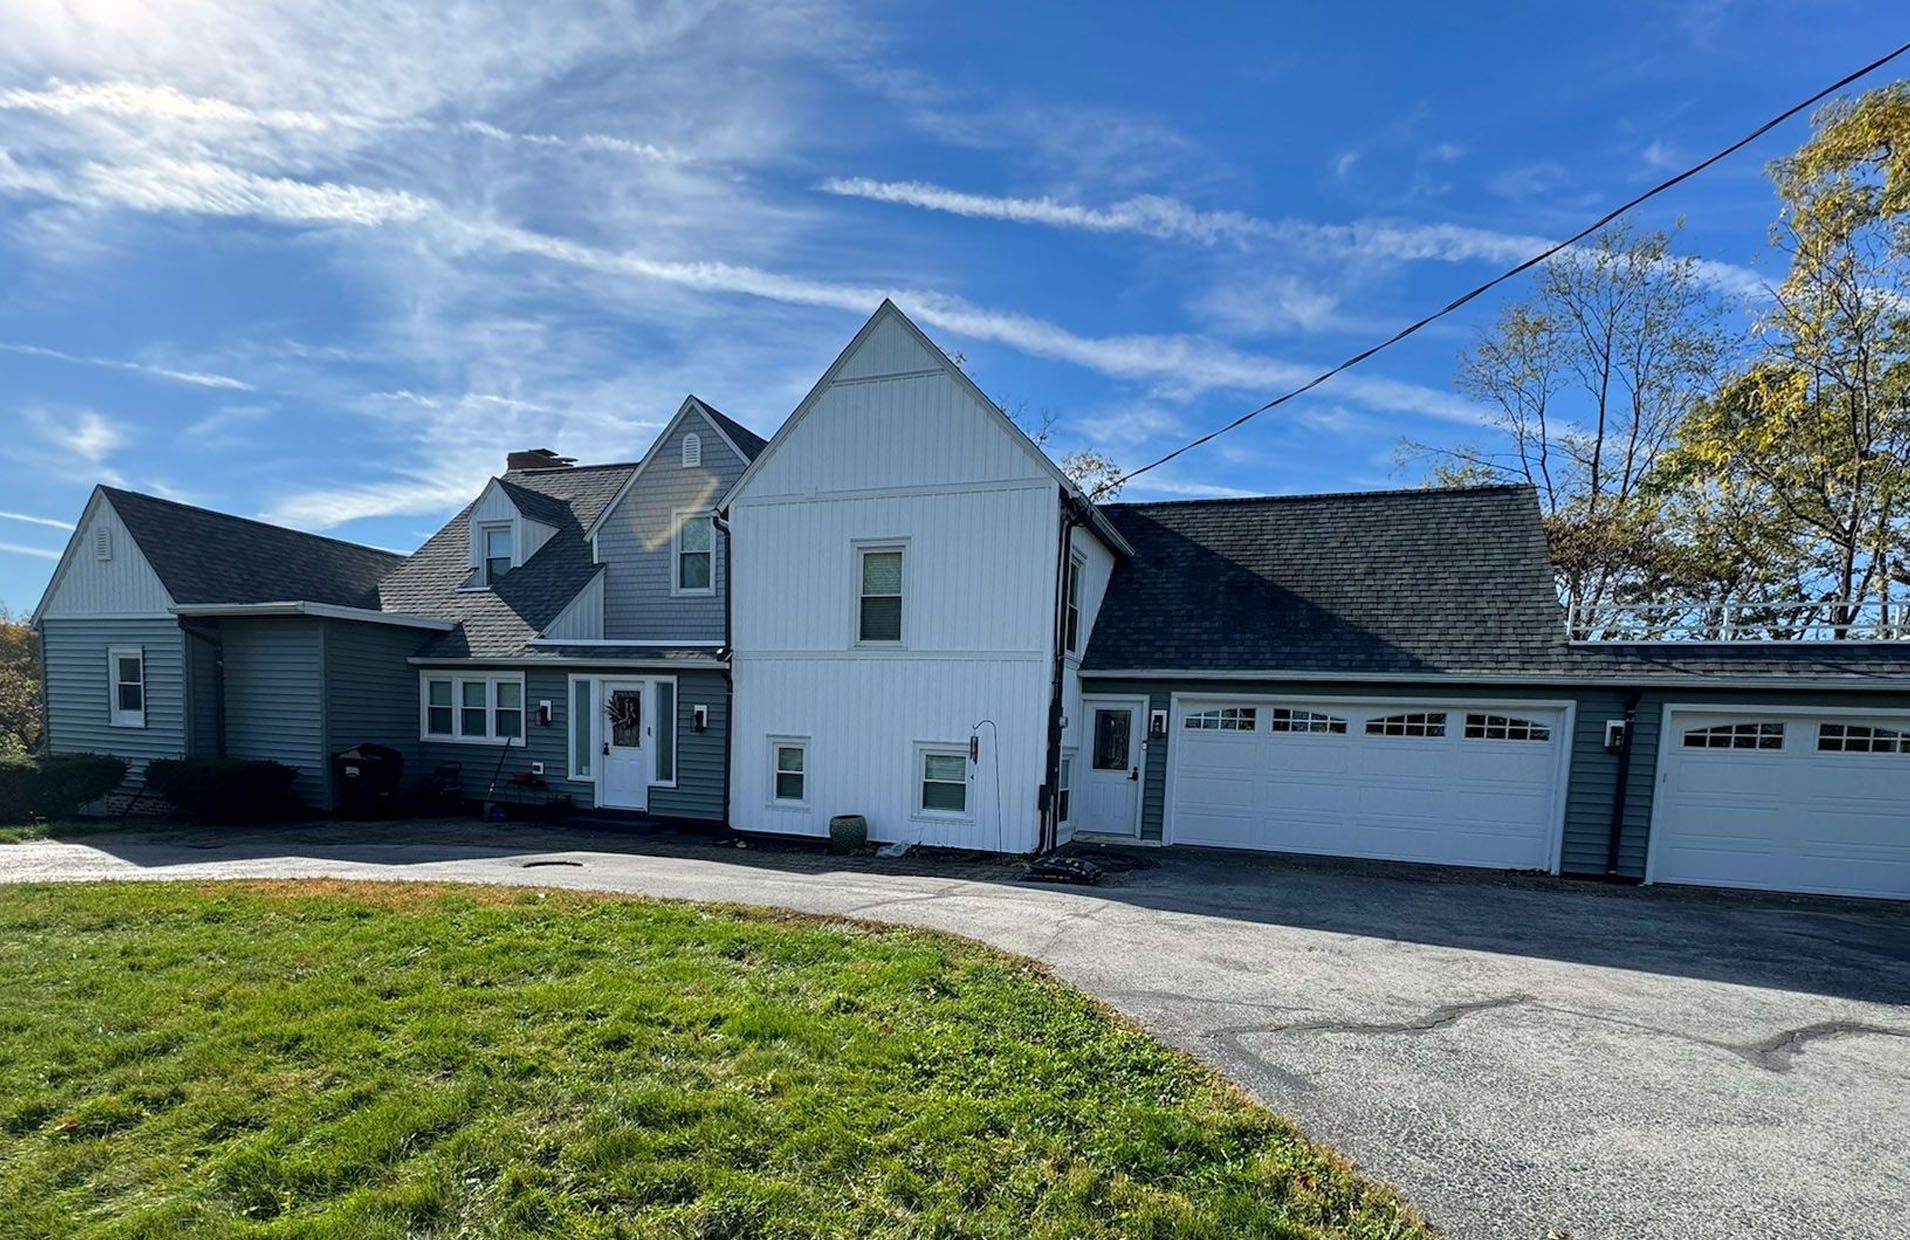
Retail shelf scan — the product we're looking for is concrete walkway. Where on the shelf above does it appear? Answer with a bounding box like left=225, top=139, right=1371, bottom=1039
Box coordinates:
left=2, top=819, right=1907, bottom=1240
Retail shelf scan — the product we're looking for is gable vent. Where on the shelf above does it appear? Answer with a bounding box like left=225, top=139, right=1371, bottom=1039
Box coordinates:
left=94, top=526, right=112, bottom=561
left=681, top=432, right=701, bottom=467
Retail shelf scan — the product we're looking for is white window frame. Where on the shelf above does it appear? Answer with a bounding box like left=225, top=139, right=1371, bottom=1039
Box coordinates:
left=652, top=677, right=678, bottom=788
left=768, top=735, right=808, bottom=807
left=672, top=511, right=716, bottom=597
left=1064, top=553, right=1084, bottom=655
left=419, top=671, right=526, bottom=746
left=681, top=432, right=701, bottom=467
left=566, top=674, right=595, bottom=781
left=1057, top=748, right=1076, bottom=825
left=478, top=522, right=514, bottom=587
left=914, top=741, right=971, bottom=821
left=855, top=540, right=907, bottom=648
left=107, top=646, right=145, bottom=728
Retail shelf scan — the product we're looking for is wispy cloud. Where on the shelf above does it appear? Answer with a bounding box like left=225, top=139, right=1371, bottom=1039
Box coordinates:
left=0, top=510, right=74, bottom=531
left=0, top=341, right=253, bottom=390
left=0, top=542, right=63, bottom=561
left=818, top=175, right=1770, bottom=299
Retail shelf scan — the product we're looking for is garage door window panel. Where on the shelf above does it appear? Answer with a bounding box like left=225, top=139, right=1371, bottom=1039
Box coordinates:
left=1464, top=713, right=1551, bottom=742
left=1364, top=712, right=1447, bottom=738
left=1682, top=721, right=1784, bottom=750
left=1270, top=708, right=1346, bottom=735
left=1185, top=707, right=1257, bottom=732
left=1817, top=723, right=1909, bottom=754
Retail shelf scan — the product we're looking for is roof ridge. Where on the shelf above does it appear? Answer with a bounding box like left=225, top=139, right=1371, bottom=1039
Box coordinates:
left=101, top=486, right=404, bottom=559
left=1105, top=482, right=1537, bottom=510
left=507, top=460, right=643, bottom=474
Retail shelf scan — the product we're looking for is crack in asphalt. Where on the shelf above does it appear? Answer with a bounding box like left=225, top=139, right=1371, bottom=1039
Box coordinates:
left=1272, top=993, right=1534, bottom=1037
left=1727, top=1020, right=1910, bottom=1072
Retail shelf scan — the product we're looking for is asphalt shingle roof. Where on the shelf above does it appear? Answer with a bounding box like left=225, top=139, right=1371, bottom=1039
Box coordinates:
left=1084, top=484, right=1910, bottom=684
left=697, top=400, right=770, bottom=460
left=103, top=487, right=404, bottom=609
left=1086, top=485, right=1568, bottom=677
left=378, top=463, right=636, bottom=659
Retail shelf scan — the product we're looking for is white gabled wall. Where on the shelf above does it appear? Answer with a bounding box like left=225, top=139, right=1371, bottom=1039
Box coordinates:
left=465, top=480, right=556, bottom=571
left=542, top=572, right=605, bottom=640
left=1061, top=522, right=1120, bottom=760
left=37, top=493, right=175, bottom=619
left=728, top=304, right=1069, bottom=852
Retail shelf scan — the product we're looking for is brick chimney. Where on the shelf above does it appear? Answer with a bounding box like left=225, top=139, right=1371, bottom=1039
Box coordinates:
left=506, top=447, right=575, bottom=471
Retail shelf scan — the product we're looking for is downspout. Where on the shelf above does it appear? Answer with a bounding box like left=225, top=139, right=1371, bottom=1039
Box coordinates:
left=714, top=508, right=734, bottom=830
left=1039, top=490, right=1077, bottom=855
left=1604, top=689, right=1643, bottom=876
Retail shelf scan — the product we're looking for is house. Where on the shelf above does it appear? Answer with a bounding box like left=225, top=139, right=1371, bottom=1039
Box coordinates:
left=31, top=301, right=1910, bottom=901
left=32, top=396, right=765, bottom=818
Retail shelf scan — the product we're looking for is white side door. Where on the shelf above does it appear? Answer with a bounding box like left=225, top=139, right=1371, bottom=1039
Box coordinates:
left=1077, top=697, right=1143, bottom=836
left=599, top=679, right=649, bottom=810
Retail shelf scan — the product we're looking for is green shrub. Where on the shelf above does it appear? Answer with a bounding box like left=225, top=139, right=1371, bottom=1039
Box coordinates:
left=144, top=758, right=301, bottom=824
left=0, top=753, right=127, bottom=822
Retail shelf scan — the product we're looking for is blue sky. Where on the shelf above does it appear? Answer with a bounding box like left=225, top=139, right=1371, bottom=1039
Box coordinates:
left=0, top=1, right=1900, bottom=611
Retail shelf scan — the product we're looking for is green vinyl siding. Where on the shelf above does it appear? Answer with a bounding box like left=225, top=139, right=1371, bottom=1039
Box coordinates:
left=323, top=619, right=432, bottom=794
left=220, top=618, right=328, bottom=808
left=1083, top=676, right=1910, bottom=879
left=647, top=670, right=724, bottom=822
left=40, top=617, right=188, bottom=785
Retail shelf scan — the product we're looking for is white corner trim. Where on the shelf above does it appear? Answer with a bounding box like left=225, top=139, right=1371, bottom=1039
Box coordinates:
left=171, top=601, right=455, bottom=630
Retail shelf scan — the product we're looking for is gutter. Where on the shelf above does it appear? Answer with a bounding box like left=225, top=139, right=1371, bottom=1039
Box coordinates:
left=171, top=601, right=454, bottom=631
left=714, top=507, right=735, bottom=830
left=407, top=657, right=725, bottom=669
left=1038, top=489, right=1077, bottom=855
left=1604, top=690, right=1643, bottom=877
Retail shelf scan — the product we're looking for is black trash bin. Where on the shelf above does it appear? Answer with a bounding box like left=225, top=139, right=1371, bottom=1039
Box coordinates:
left=333, top=743, right=405, bottom=819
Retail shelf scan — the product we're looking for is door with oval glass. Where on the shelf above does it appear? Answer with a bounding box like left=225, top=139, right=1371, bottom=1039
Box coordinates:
left=600, top=679, right=649, bottom=810
left=1078, top=696, right=1143, bottom=836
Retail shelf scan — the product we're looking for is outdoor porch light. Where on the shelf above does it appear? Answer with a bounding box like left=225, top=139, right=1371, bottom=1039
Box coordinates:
left=692, top=704, right=708, bottom=732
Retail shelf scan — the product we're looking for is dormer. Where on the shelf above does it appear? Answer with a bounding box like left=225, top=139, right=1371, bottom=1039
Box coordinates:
left=464, top=476, right=559, bottom=589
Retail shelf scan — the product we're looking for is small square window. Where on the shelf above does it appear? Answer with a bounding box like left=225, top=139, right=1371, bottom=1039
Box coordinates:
left=920, top=750, right=967, bottom=814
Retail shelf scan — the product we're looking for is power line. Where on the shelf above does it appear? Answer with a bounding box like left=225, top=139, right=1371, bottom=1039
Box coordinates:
left=1102, top=39, right=1910, bottom=496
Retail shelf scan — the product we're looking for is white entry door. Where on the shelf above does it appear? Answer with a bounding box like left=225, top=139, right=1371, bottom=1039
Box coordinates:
left=1078, top=697, right=1143, bottom=836
left=599, top=680, right=649, bottom=810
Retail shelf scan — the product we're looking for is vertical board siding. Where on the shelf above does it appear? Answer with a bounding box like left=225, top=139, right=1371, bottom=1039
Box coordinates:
left=41, top=617, right=188, bottom=781
left=220, top=618, right=329, bottom=807
left=597, top=413, right=746, bottom=643
left=323, top=619, right=431, bottom=780
left=38, top=498, right=174, bottom=618
left=541, top=572, right=604, bottom=640
left=416, top=664, right=729, bottom=823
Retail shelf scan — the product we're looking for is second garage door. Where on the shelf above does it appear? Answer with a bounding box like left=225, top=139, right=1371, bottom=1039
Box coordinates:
left=1168, top=699, right=1569, bottom=870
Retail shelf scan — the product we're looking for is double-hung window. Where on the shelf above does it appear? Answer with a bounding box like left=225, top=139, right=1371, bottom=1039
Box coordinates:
left=1064, top=555, right=1084, bottom=654
left=108, top=647, right=145, bottom=728
left=918, top=747, right=968, bottom=816
left=675, top=514, right=714, bottom=594
left=772, top=739, right=807, bottom=804
left=423, top=674, right=525, bottom=744
left=858, top=546, right=904, bottom=644
left=480, top=524, right=513, bottom=586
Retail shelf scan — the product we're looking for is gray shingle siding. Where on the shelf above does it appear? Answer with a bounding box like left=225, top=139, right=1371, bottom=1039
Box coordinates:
left=596, top=415, right=746, bottom=643
left=323, top=619, right=431, bottom=779
left=220, top=618, right=329, bottom=808
left=1083, top=676, right=1910, bottom=876
left=41, top=617, right=188, bottom=782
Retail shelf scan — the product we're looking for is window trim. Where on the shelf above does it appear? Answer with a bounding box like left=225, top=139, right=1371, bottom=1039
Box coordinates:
left=768, top=735, right=809, bottom=808
left=671, top=511, right=716, bottom=597
left=478, top=521, right=514, bottom=588
left=419, top=671, right=526, bottom=746
left=1064, top=553, right=1085, bottom=655
left=854, top=540, right=907, bottom=647
left=107, top=645, right=145, bottom=729
left=913, top=741, right=971, bottom=821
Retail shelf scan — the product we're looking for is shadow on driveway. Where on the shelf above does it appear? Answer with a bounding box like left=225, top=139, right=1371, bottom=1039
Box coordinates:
left=36, top=814, right=1910, bottom=1006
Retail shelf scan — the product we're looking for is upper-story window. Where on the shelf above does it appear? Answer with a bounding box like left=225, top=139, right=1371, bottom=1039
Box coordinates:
left=675, top=514, right=715, bottom=594
left=681, top=432, right=701, bottom=467
left=1064, top=554, right=1084, bottom=654
left=858, top=545, right=904, bottom=644
left=480, top=523, right=513, bottom=586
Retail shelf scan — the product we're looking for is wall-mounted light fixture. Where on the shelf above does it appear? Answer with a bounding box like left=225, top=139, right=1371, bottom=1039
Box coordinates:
left=1603, top=720, right=1628, bottom=751
left=536, top=700, right=553, bottom=727
left=1149, top=709, right=1167, bottom=737
left=692, top=704, right=708, bottom=732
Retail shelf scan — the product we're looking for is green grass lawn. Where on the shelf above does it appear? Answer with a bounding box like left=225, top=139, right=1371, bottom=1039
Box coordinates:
left=0, top=882, right=1431, bottom=1239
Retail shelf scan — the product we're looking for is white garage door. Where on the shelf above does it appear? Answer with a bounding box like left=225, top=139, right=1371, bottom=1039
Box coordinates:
left=1168, top=699, right=1568, bottom=870
left=1651, top=710, right=1910, bottom=899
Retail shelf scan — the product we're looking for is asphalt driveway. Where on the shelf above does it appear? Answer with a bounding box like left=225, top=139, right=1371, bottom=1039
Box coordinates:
left=1, top=820, right=1906, bottom=1240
